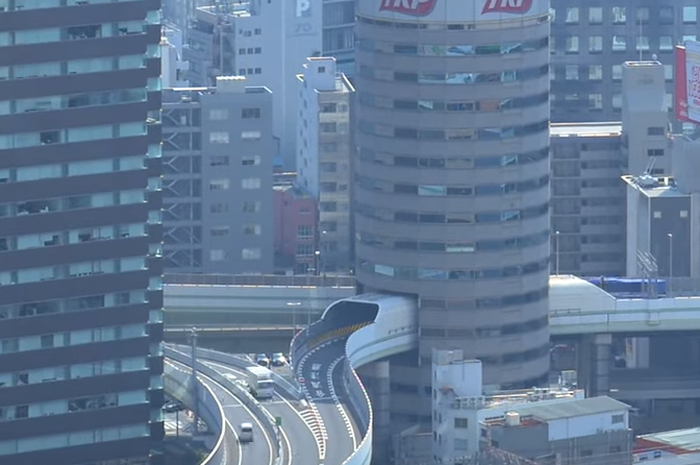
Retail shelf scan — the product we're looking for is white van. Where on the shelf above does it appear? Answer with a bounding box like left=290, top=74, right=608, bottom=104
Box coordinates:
left=238, top=422, right=254, bottom=443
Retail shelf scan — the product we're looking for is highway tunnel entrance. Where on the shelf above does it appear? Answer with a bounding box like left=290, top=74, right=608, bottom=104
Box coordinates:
left=323, top=300, right=379, bottom=329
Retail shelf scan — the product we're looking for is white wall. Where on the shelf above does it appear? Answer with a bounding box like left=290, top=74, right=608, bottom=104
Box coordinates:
left=548, top=410, right=629, bottom=441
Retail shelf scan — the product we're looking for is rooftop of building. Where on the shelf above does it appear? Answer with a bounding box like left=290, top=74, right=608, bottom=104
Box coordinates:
left=500, top=396, right=630, bottom=422
left=622, top=175, right=685, bottom=198
left=273, top=184, right=314, bottom=199
left=550, top=122, right=622, bottom=138
left=637, top=427, right=700, bottom=454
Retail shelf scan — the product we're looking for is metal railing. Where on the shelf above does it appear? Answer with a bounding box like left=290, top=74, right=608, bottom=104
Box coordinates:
left=164, top=273, right=356, bottom=288
left=163, top=361, right=227, bottom=465
left=165, top=344, right=303, bottom=400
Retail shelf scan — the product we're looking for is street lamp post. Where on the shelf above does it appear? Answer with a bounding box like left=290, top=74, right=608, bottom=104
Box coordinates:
left=286, top=301, right=301, bottom=334
left=668, top=233, right=673, bottom=296
left=190, top=327, right=199, bottom=435
left=555, top=231, right=561, bottom=276
left=314, top=250, right=321, bottom=276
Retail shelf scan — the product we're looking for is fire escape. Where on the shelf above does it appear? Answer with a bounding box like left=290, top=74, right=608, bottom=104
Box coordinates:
left=162, top=100, right=203, bottom=270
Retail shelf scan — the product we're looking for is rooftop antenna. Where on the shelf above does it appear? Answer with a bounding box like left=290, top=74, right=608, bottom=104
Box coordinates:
left=638, top=14, right=643, bottom=61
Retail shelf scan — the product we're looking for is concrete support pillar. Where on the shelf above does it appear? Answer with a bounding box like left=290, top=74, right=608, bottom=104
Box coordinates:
left=363, top=360, right=391, bottom=465
left=589, top=333, right=612, bottom=397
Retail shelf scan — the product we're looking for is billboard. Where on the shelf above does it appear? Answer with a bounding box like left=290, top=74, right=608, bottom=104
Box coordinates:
left=676, top=41, right=700, bottom=124
left=360, top=0, right=549, bottom=22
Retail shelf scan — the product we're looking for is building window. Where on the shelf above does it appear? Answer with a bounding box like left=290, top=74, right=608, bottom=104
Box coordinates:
left=565, top=65, right=579, bottom=80
left=242, top=108, right=261, bottom=119
left=647, top=149, right=664, bottom=157
left=243, top=201, right=260, bottom=213
left=589, top=36, right=603, bottom=53
left=636, top=36, right=649, bottom=51
left=210, top=203, right=228, bottom=213
left=660, top=36, right=673, bottom=51
left=241, top=131, right=261, bottom=140
left=612, top=7, right=626, bottom=24
left=320, top=162, right=337, bottom=172
left=589, top=94, right=603, bottom=110
left=211, top=226, right=229, bottom=236
left=242, top=248, right=261, bottom=260
left=209, top=179, right=229, bottom=190
left=664, top=65, right=673, bottom=81
left=318, top=66, right=326, bottom=73
left=243, top=224, right=261, bottom=236
left=653, top=211, right=662, bottom=219
left=636, top=7, right=649, bottom=24
left=565, top=36, right=579, bottom=54
left=684, top=6, right=697, bottom=23
left=612, top=94, right=622, bottom=110
left=454, top=418, right=469, bottom=428
left=320, top=122, right=337, bottom=133
left=612, top=65, right=622, bottom=81
left=297, top=226, right=313, bottom=238
left=565, top=7, right=579, bottom=23
left=209, top=132, right=229, bottom=144
left=454, top=439, right=469, bottom=451
left=210, top=250, right=228, bottom=261
left=241, top=178, right=261, bottom=189
left=588, top=65, right=603, bottom=81
left=612, top=36, right=626, bottom=52
left=210, top=156, right=229, bottom=166
left=297, top=244, right=313, bottom=255
left=254, top=28, right=261, bottom=35
left=588, top=7, right=602, bottom=24
left=242, top=156, right=261, bottom=166
left=209, top=109, right=229, bottom=120
left=681, top=210, right=689, bottom=218
left=320, top=103, right=337, bottom=113
left=254, top=68, right=261, bottom=74
left=659, top=6, right=674, bottom=25
left=254, top=47, right=261, bottom=54
left=647, top=127, right=665, bottom=136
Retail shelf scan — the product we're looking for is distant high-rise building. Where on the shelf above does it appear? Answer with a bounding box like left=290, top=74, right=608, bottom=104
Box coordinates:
left=0, top=2, right=164, bottom=464
left=179, top=0, right=354, bottom=168
left=550, top=61, right=672, bottom=277
left=162, top=77, right=274, bottom=274
left=550, top=0, right=700, bottom=130
left=297, top=57, right=354, bottom=273
left=353, top=0, right=552, bottom=426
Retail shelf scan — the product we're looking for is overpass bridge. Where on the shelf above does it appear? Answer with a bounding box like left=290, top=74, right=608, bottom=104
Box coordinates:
left=163, top=274, right=700, bottom=465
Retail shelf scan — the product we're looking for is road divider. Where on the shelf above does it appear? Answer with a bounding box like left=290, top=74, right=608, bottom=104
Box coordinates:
left=166, top=349, right=284, bottom=465
left=164, top=361, right=227, bottom=465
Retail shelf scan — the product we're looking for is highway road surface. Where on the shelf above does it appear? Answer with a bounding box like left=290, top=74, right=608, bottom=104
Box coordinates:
left=169, top=359, right=274, bottom=465
left=202, top=360, right=320, bottom=465
left=298, top=338, right=362, bottom=465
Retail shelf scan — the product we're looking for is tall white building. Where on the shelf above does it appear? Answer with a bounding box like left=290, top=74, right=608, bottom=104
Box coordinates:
left=296, top=57, right=354, bottom=271
left=183, top=0, right=324, bottom=168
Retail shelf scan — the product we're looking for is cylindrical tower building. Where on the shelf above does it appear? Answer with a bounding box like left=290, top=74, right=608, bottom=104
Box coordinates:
left=354, top=0, right=552, bottom=414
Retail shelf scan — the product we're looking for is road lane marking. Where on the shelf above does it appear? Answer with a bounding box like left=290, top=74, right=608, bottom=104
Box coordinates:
left=328, top=355, right=357, bottom=450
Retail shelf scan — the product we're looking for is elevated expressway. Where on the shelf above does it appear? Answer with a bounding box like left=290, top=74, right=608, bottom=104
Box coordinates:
left=163, top=349, right=319, bottom=465
left=165, top=274, right=700, bottom=465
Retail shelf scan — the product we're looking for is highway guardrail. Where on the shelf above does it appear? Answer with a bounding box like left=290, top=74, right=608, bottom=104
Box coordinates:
left=164, top=361, right=227, bottom=465
left=165, top=344, right=303, bottom=400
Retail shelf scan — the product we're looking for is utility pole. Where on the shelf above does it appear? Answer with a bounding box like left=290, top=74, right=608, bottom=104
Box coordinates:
left=190, top=327, right=199, bottom=435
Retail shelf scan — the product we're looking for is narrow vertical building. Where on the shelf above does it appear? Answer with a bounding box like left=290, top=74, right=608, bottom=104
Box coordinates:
left=297, top=57, right=355, bottom=273
left=0, top=1, right=165, bottom=464
left=354, top=0, right=552, bottom=423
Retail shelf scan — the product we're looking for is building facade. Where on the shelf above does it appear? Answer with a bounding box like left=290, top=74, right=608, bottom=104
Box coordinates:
left=550, top=61, right=672, bottom=277
left=550, top=1, right=700, bottom=126
left=162, top=77, right=274, bottom=274
left=273, top=185, right=318, bottom=273
left=297, top=57, right=354, bottom=272
left=353, top=0, right=552, bottom=423
left=0, top=2, right=165, bottom=464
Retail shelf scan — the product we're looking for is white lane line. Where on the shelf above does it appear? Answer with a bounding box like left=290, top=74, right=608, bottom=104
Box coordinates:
left=328, top=355, right=357, bottom=450
left=203, top=359, right=319, bottom=465
left=199, top=374, right=275, bottom=465
left=297, top=345, right=328, bottom=461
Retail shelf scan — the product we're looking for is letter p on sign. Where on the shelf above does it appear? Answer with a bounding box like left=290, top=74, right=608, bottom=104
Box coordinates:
left=296, top=0, right=311, bottom=17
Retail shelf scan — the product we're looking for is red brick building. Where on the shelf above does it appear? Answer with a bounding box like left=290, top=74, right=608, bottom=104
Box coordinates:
left=273, top=186, right=318, bottom=273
